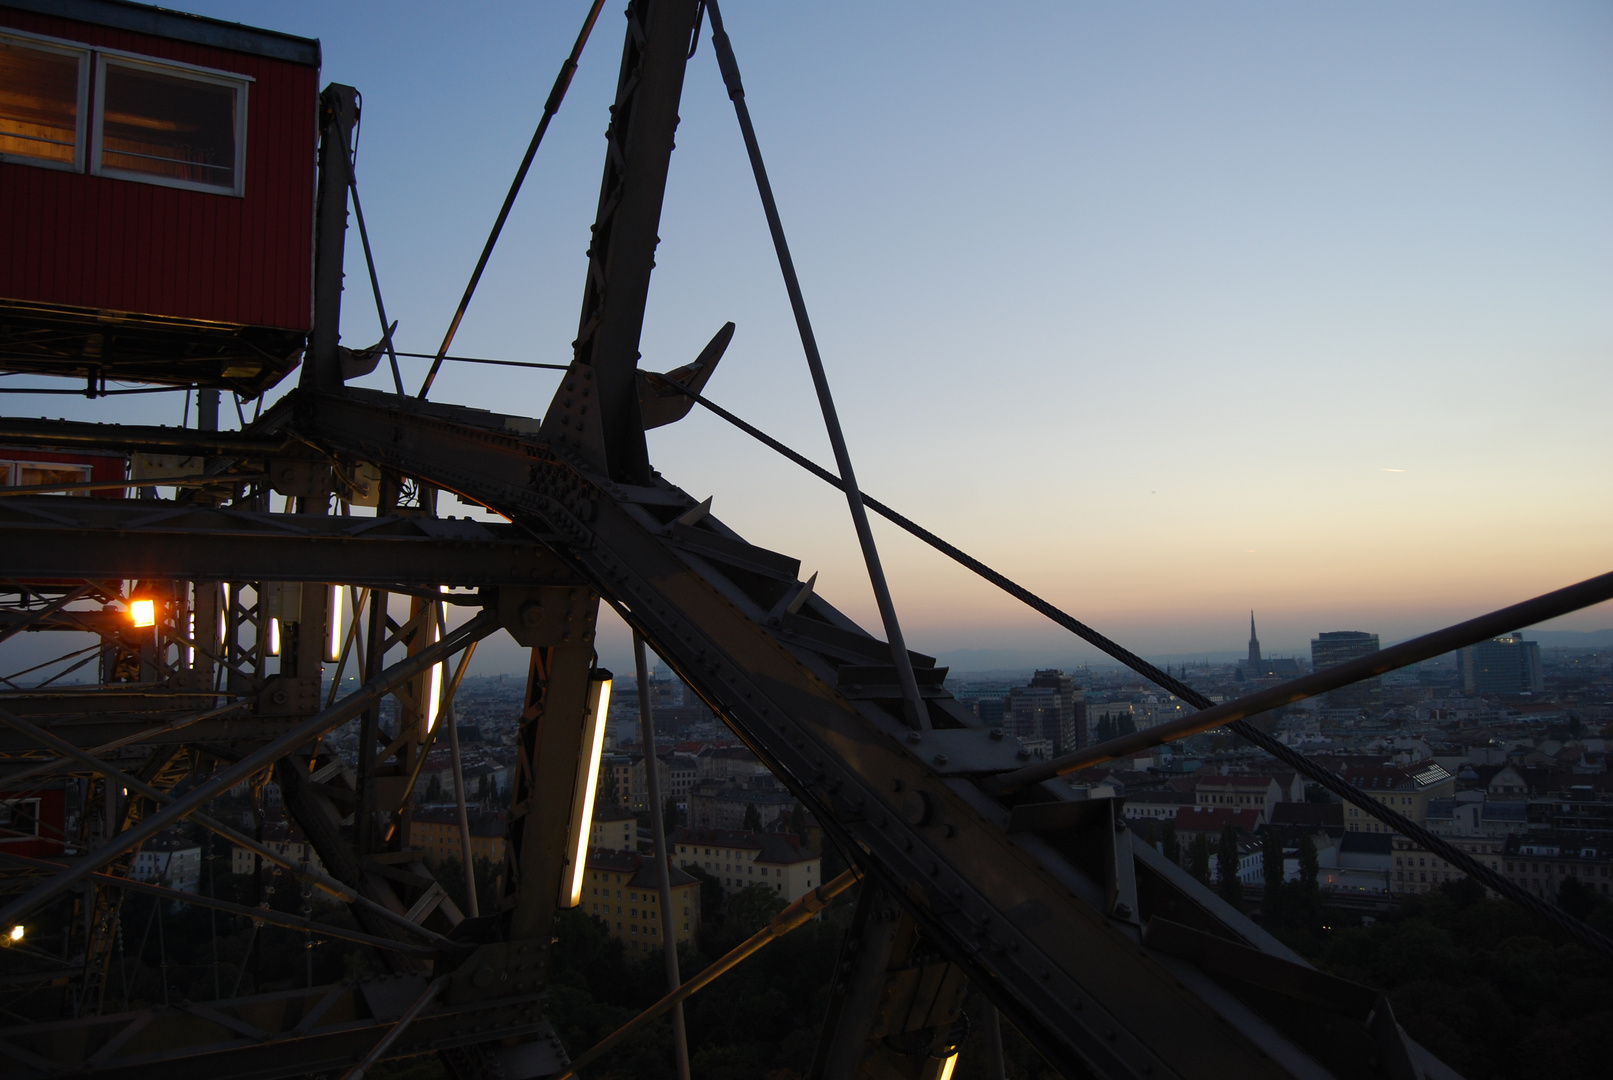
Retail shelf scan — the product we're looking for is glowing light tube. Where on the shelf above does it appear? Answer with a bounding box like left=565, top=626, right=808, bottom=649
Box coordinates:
left=326, top=585, right=344, bottom=663
left=424, top=613, right=443, bottom=732
left=560, top=672, right=612, bottom=908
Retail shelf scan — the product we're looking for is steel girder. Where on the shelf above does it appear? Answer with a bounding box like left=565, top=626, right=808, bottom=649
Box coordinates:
left=271, top=385, right=1462, bottom=1080
left=0, top=499, right=574, bottom=588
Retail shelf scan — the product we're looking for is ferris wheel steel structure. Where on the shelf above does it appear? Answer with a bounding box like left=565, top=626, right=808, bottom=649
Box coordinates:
left=1, top=3, right=1606, bottom=1079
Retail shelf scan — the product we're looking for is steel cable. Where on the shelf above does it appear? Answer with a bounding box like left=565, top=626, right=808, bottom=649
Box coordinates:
left=416, top=0, right=608, bottom=401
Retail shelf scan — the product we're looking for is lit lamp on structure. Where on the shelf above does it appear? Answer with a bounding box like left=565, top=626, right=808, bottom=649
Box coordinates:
left=128, top=597, right=156, bottom=628
left=4, top=925, right=22, bottom=946
left=559, top=669, right=612, bottom=909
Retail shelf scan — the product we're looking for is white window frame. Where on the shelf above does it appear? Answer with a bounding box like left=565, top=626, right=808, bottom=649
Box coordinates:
left=91, top=52, right=249, bottom=197
left=0, top=29, right=90, bottom=173
left=0, top=458, right=94, bottom=494
left=0, top=797, right=43, bottom=841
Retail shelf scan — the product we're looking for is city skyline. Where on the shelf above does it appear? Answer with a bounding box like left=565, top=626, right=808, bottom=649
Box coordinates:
left=6, top=0, right=1609, bottom=668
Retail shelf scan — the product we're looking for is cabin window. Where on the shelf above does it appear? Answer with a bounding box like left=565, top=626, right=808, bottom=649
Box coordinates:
left=94, top=56, right=247, bottom=195
left=1, top=460, right=94, bottom=494
left=0, top=798, right=42, bottom=839
left=0, top=34, right=88, bottom=171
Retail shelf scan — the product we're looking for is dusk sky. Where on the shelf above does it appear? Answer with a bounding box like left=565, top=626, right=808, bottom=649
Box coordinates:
left=9, top=1, right=1611, bottom=673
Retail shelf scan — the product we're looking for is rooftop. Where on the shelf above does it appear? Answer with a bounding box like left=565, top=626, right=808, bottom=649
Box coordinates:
left=587, top=849, right=699, bottom=890
left=671, top=827, right=816, bottom=865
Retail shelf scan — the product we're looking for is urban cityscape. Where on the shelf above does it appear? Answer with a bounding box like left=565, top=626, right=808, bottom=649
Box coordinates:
left=96, top=608, right=1609, bottom=1079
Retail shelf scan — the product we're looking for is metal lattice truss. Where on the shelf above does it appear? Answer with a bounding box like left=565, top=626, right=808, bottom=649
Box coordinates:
left=2, top=2, right=1606, bottom=1078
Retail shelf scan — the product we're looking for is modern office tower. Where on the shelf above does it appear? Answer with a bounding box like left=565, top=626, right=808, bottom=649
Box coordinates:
left=1008, top=669, right=1087, bottom=753
left=1310, top=631, right=1382, bottom=710
left=1458, top=633, right=1544, bottom=694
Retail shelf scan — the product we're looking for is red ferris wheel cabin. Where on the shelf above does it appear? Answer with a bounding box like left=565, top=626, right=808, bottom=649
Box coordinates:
left=0, top=0, right=320, bottom=395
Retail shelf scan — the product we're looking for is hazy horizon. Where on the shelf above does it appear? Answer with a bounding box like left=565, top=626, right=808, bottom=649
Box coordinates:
left=5, top=2, right=1609, bottom=679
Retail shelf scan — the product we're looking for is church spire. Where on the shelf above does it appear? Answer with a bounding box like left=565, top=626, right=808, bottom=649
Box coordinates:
left=1247, top=611, right=1262, bottom=670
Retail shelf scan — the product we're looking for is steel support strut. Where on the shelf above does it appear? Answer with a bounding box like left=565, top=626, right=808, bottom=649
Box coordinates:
left=635, top=630, right=691, bottom=1080
left=545, top=0, right=704, bottom=483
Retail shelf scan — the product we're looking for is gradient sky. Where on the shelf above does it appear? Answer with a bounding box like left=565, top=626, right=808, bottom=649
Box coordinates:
left=7, top=1, right=1611, bottom=674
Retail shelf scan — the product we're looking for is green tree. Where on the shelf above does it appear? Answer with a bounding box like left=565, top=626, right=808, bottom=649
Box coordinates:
left=683, top=863, right=725, bottom=929
left=1557, top=875, right=1602, bottom=921
left=602, top=766, right=620, bottom=811
left=662, top=796, right=680, bottom=838
left=1161, top=821, right=1180, bottom=865
left=1286, top=832, right=1320, bottom=931
left=1189, top=832, right=1211, bottom=885
left=424, top=773, right=442, bottom=802
left=1261, top=827, right=1286, bottom=927
left=789, top=802, right=808, bottom=845
left=742, top=802, right=762, bottom=832
left=716, top=884, right=787, bottom=952
left=1217, top=824, right=1242, bottom=909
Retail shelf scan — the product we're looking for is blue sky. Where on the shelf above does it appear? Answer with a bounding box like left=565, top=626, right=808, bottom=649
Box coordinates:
left=9, top=1, right=1612, bottom=673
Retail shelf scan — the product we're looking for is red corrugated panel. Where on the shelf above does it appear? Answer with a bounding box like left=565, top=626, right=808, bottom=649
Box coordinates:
left=0, top=7, right=317, bottom=331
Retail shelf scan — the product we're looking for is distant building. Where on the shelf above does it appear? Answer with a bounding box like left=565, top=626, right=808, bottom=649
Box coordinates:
left=591, top=811, right=638, bottom=853
left=415, top=749, right=508, bottom=799
left=666, top=753, right=698, bottom=806
left=696, top=747, right=769, bottom=784
left=1458, top=634, right=1544, bottom=695
left=972, top=697, right=1007, bottom=725
left=1121, top=788, right=1197, bottom=822
left=599, top=753, right=634, bottom=812
left=1268, top=801, right=1345, bottom=841
left=1171, top=806, right=1264, bottom=848
left=1393, top=796, right=1517, bottom=897
left=687, top=782, right=798, bottom=831
left=582, top=849, right=701, bottom=954
left=1238, top=613, right=1304, bottom=679
left=1194, top=775, right=1286, bottom=813
left=672, top=827, right=819, bottom=901
left=1340, top=763, right=1454, bottom=834
left=133, top=837, right=201, bottom=893
left=1311, top=631, right=1382, bottom=710
left=1504, top=835, right=1613, bottom=900
left=1007, top=670, right=1086, bottom=754
left=232, top=822, right=323, bottom=876
left=411, top=808, right=507, bottom=866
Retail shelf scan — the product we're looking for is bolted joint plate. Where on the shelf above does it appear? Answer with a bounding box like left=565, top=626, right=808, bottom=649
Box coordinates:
left=496, top=586, right=598, bottom=648
left=447, top=939, right=549, bottom=1005
left=901, top=727, right=1042, bottom=775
